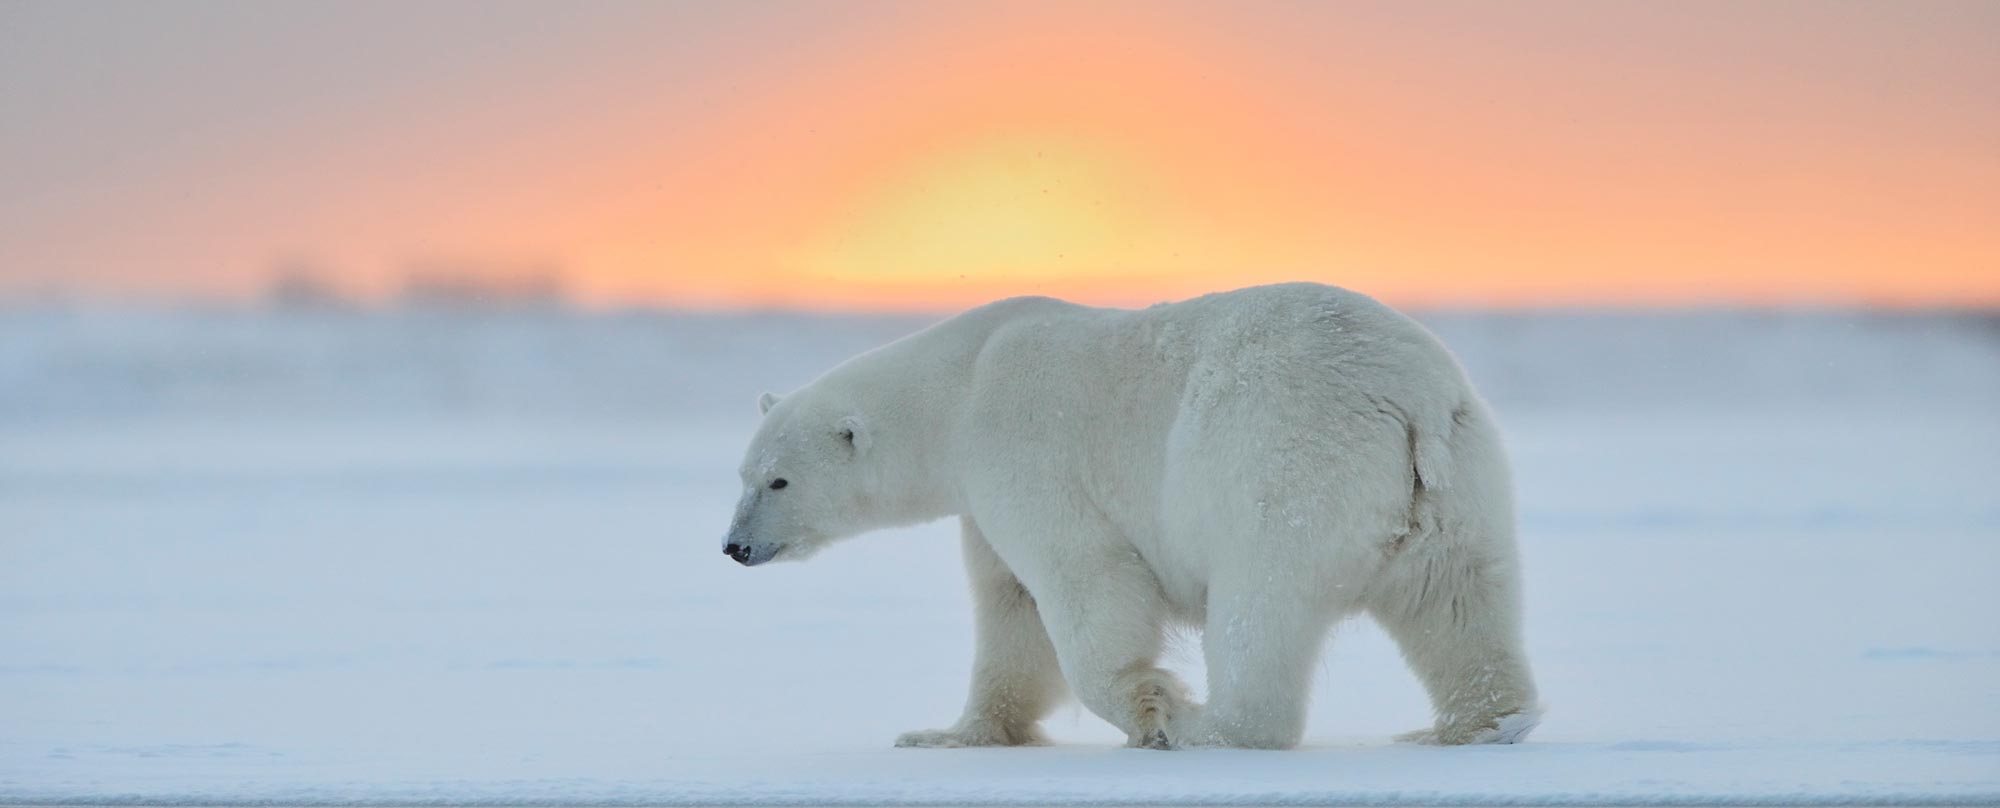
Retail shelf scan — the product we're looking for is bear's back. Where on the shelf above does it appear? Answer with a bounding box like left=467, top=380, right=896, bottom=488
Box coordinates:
left=959, top=283, right=1471, bottom=413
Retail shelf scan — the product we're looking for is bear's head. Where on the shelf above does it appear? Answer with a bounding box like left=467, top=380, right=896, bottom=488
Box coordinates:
left=721, top=389, right=877, bottom=566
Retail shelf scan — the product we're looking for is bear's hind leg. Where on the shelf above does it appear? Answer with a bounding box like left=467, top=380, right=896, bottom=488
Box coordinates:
left=1370, top=540, right=1539, bottom=745
left=897, top=517, right=1066, bottom=748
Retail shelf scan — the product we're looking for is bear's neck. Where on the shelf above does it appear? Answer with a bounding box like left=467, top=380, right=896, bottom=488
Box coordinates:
left=825, top=324, right=982, bottom=526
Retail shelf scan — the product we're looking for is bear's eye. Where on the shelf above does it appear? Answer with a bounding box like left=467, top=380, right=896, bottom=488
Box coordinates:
left=769, top=478, right=789, bottom=490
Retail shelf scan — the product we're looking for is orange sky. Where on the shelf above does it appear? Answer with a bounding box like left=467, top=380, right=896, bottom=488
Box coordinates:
left=2, top=1, right=1996, bottom=310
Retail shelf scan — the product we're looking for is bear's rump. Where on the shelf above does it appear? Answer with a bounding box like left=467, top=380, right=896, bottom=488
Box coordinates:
left=1145, top=384, right=1426, bottom=608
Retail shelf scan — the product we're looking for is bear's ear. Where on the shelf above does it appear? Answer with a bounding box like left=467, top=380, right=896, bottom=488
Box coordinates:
left=758, top=392, right=781, bottom=415
left=838, top=414, right=871, bottom=456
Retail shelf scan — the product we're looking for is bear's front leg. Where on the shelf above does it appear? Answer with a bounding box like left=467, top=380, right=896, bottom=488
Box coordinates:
left=1009, top=534, right=1199, bottom=749
left=896, top=517, right=1066, bottom=748
left=1189, top=572, right=1341, bottom=749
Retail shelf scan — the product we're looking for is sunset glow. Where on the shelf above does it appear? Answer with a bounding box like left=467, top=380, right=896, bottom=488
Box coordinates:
left=2, top=1, right=1996, bottom=310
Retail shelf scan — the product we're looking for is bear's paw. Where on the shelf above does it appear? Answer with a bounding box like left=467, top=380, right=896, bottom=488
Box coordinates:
left=895, top=720, right=1047, bottom=748
left=1397, top=708, right=1542, bottom=745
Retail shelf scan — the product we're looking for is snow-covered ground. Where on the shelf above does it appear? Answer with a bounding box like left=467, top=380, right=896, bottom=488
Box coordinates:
left=2, top=307, right=1996, bottom=805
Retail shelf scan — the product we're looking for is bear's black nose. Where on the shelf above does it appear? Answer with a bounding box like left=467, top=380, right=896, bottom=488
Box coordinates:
left=725, top=543, right=753, bottom=564
left=724, top=542, right=742, bottom=558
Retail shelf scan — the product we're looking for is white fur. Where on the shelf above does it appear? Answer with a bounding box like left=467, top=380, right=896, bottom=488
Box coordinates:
left=724, top=283, right=1539, bottom=750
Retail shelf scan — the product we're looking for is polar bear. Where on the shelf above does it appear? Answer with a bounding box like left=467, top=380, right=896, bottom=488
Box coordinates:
left=722, top=283, right=1538, bottom=750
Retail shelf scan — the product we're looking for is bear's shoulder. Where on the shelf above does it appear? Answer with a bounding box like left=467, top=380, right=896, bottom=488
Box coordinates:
left=943, top=295, right=1097, bottom=345
left=966, top=295, right=1088, bottom=321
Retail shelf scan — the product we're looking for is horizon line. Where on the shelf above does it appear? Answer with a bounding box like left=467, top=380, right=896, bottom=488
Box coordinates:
left=4, top=295, right=1996, bottom=319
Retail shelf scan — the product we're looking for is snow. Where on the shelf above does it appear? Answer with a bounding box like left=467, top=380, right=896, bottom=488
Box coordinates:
left=2, top=307, right=1997, bottom=805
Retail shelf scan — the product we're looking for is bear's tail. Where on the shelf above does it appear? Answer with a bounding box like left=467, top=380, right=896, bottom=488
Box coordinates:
left=1407, top=403, right=1461, bottom=493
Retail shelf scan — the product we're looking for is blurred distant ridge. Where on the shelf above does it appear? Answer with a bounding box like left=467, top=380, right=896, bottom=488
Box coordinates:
left=0, top=307, right=1992, bottom=423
